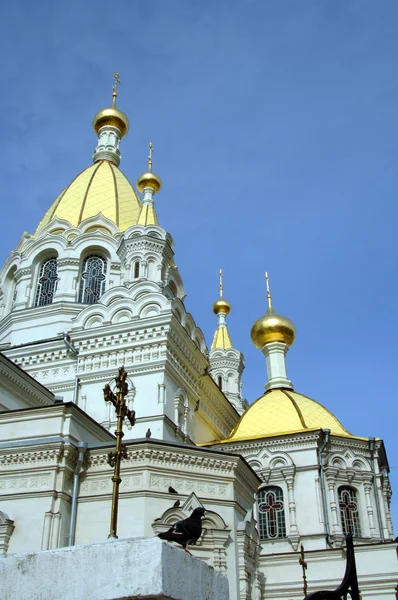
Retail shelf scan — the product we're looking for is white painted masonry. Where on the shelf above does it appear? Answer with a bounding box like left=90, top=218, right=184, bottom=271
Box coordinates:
left=0, top=537, right=229, bottom=600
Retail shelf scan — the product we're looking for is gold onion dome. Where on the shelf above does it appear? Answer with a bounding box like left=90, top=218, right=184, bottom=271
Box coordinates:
left=137, top=171, right=162, bottom=193
left=250, top=273, right=296, bottom=348
left=251, top=312, right=296, bottom=347
left=213, top=298, right=231, bottom=315
left=93, top=106, right=129, bottom=138
left=212, top=269, right=231, bottom=315
left=137, top=142, right=162, bottom=193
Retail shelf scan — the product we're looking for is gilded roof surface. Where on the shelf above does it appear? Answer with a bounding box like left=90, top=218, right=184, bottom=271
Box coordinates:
left=35, top=160, right=142, bottom=234
left=217, top=388, right=358, bottom=443
left=211, top=326, right=233, bottom=350
left=137, top=204, right=158, bottom=226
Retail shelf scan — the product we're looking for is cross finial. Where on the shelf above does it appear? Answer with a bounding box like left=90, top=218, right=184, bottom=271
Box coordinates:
left=112, top=72, right=121, bottom=107
left=265, top=271, right=273, bottom=313
left=299, top=543, right=308, bottom=596
left=148, top=141, right=154, bottom=172
left=219, top=268, right=223, bottom=298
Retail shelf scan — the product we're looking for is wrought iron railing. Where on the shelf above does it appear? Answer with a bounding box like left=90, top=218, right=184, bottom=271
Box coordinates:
left=303, top=535, right=360, bottom=600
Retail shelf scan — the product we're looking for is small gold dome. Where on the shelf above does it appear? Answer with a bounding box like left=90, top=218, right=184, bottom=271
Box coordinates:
left=137, top=171, right=162, bottom=193
left=213, top=298, right=231, bottom=315
left=251, top=311, right=296, bottom=348
left=93, top=107, right=129, bottom=137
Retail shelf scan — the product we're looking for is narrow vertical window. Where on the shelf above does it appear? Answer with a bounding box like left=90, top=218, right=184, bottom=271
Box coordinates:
left=339, top=486, right=361, bottom=537
left=258, top=486, right=286, bottom=540
left=134, top=261, right=140, bottom=279
left=217, top=375, right=223, bottom=390
left=79, top=255, right=107, bottom=304
left=35, top=258, right=58, bottom=306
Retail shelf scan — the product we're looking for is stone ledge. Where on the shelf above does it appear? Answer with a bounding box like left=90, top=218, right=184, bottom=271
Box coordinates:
left=0, top=537, right=229, bottom=600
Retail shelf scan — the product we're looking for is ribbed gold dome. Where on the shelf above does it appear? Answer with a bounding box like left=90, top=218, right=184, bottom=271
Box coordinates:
left=35, top=160, right=142, bottom=234
left=251, top=311, right=296, bottom=348
left=212, top=298, right=231, bottom=315
left=93, top=107, right=129, bottom=137
left=137, top=171, right=162, bottom=193
left=209, top=389, right=360, bottom=443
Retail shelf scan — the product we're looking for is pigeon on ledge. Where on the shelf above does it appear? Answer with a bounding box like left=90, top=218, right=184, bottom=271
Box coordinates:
left=158, top=507, right=205, bottom=553
left=168, top=486, right=178, bottom=494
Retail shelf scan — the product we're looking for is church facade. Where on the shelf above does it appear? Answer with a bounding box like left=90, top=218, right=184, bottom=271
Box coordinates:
left=0, top=85, right=396, bottom=599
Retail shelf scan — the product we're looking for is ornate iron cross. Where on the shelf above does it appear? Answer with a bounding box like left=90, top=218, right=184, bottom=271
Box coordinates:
left=104, top=366, right=135, bottom=539
left=299, top=544, right=308, bottom=596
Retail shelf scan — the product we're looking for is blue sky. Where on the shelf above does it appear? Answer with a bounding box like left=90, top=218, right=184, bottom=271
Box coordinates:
left=1, top=1, right=398, bottom=528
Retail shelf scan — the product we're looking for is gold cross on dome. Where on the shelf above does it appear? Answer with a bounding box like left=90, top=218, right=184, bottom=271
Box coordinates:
left=112, top=72, right=121, bottom=105
left=148, top=141, right=154, bottom=170
left=265, top=271, right=273, bottom=313
left=219, top=268, right=223, bottom=298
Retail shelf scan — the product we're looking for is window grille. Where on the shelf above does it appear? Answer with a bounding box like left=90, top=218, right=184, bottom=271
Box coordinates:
left=35, top=258, right=58, bottom=306
left=258, top=486, right=286, bottom=540
left=79, top=255, right=107, bottom=304
left=339, top=486, right=361, bottom=537
left=217, top=376, right=223, bottom=390
left=134, top=261, right=140, bottom=279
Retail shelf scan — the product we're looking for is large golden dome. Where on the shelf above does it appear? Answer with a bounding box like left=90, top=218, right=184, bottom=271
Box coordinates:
left=35, top=160, right=142, bottom=234
left=215, top=388, right=360, bottom=443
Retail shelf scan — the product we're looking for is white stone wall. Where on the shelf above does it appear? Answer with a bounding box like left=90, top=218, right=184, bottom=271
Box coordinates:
left=0, top=537, right=230, bottom=600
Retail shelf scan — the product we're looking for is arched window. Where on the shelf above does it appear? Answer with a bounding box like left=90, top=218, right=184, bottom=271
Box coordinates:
left=35, top=258, right=58, bottom=306
left=258, top=486, right=286, bottom=540
left=338, top=486, right=361, bottom=537
left=134, top=261, right=140, bottom=279
left=217, top=375, right=223, bottom=390
left=78, top=255, right=107, bottom=304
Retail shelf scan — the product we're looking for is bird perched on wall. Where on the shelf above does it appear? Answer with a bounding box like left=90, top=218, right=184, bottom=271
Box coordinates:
left=168, top=486, right=178, bottom=494
left=146, top=428, right=151, bottom=438
left=158, top=507, right=205, bottom=553
left=173, top=499, right=180, bottom=508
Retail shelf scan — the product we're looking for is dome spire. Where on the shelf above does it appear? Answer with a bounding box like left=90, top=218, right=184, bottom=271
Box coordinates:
left=92, top=73, right=130, bottom=167
left=251, top=272, right=296, bottom=391
left=265, top=271, right=273, bottom=313
left=137, top=142, right=162, bottom=226
left=211, top=269, right=233, bottom=350
left=112, top=71, right=121, bottom=107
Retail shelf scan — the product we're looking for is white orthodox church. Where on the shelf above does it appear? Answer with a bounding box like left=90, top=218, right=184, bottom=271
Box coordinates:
left=0, top=85, right=396, bottom=600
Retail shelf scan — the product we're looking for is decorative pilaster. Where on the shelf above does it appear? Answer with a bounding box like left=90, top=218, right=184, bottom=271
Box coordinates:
left=41, top=511, right=53, bottom=550
left=325, top=468, right=345, bottom=546
left=50, top=512, right=62, bottom=549
left=236, top=509, right=262, bottom=600
left=55, top=258, right=80, bottom=302
left=382, top=476, right=394, bottom=539
left=363, top=474, right=378, bottom=539
left=0, top=511, right=15, bottom=556
left=282, top=467, right=300, bottom=550
left=13, top=267, right=32, bottom=309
